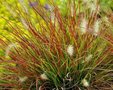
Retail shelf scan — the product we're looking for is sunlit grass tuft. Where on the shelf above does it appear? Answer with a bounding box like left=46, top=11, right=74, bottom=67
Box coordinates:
left=0, top=0, right=113, bottom=89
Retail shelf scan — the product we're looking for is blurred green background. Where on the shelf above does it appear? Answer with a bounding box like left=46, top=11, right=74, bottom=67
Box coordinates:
left=0, top=0, right=113, bottom=56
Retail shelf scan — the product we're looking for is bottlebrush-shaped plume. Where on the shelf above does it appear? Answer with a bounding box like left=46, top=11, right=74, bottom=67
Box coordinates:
left=67, top=45, right=74, bottom=56
left=93, top=20, right=100, bottom=36
left=71, top=1, right=74, bottom=17
left=80, top=18, right=87, bottom=34
left=40, top=73, right=48, bottom=80
left=82, top=79, right=89, bottom=87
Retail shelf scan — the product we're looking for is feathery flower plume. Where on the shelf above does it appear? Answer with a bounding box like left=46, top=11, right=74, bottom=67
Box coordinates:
left=83, top=0, right=99, bottom=14
left=82, top=79, right=89, bottom=87
left=71, top=1, right=74, bottom=17
left=19, top=76, right=28, bottom=83
left=93, top=20, right=100, bottom=36
left=89, top=0, right=100, bottom=14
left=40, top=73, right=48, bottom=80
left=90, top=2, right=96, bottom=13
left=67, top=45, right=74, bottom=56
left=80, top=18, right=87, bottom=34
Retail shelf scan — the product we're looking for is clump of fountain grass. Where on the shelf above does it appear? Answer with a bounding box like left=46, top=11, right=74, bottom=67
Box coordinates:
left=0, top=0, right=113, bottom=89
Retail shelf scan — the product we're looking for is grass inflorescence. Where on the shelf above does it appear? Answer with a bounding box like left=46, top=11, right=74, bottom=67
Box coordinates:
left=0, top=0, right=113, bottom=90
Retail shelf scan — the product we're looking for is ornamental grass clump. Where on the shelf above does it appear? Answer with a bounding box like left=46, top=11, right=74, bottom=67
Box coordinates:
left=0, top=0, right=113, bottom=90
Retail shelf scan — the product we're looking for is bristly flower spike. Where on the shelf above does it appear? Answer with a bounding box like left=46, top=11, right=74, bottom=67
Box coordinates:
left=82, top=79, right=89, bottom=87
left=40, top=73, right=48, bottom=80
left=93, top=20, right=100, bottom=36
left=80, top=18, right=87, bottom=34
left=67, top=45, right=74, bottom=56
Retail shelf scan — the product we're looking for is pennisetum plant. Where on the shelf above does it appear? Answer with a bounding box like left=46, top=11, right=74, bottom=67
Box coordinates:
left=0, top=0, right=113, bottom=89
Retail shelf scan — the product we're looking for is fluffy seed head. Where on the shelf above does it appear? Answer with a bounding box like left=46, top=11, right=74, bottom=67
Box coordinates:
left=90, top=2, right=96, bottom=13
left=67, top=45, right=74, bottom=56
left=40, top=73, right=48, bottom=80
left=71, top=1, right=74, bottom=17
left=93, top=20, right=100, bottom=36
left=80, top=18, right=87, bottom=34
left=83, top=0, right=99, bottom=14
left=82, top=79, right=89, bottom=87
